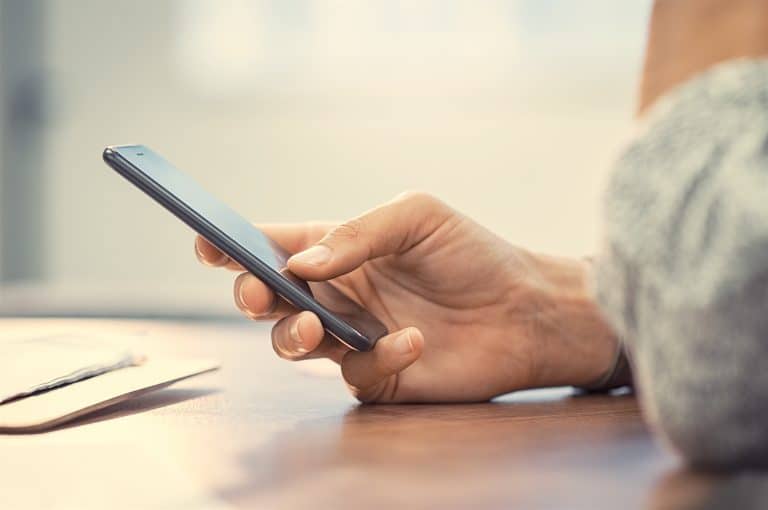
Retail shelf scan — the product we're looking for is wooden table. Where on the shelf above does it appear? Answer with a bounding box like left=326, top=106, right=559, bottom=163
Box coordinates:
left=0, top=318, right=727, bottom=509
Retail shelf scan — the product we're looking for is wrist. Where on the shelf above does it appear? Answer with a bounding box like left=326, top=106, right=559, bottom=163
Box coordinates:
left=520, top=253, right=620, bottom=388
left=640, top=0, right=768, bottom=113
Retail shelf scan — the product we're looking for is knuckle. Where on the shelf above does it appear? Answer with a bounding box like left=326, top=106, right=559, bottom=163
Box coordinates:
left=346, top=380, right=380, bottom=404
left=394, top=191, right=447, bottom=218
left=347, top=378, right=392, bottom=404
left=394, top=191, right=451, bottom=234
left=351, top=387, right=376, bottom=404
left=330, top=218, right=365, bottom=242
left=394, top=190, right=437, bottom=207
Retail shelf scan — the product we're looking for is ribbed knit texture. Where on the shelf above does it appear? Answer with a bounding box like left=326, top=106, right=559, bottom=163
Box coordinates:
left=596, top=59, right=768, bottom=470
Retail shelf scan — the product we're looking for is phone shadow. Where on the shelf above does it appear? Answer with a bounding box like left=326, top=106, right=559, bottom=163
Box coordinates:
left=49, top=387, right=221, bottom=432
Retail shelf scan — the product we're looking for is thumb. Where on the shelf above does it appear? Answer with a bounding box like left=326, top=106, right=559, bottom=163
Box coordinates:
left=287, top=192, right=450, bottom=280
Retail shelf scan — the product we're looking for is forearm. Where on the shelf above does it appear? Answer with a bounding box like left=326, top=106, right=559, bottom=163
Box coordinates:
left=640, top=0, right=768, bottom=113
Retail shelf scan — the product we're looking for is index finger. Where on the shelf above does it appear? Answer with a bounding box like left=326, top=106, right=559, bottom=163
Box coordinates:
left=259, top=222, right=336, bottom=253
left=194, top=222, right=335, bottom=271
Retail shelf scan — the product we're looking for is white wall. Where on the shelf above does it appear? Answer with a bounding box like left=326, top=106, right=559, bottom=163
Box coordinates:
left=38, top=0, right=650, bottom=313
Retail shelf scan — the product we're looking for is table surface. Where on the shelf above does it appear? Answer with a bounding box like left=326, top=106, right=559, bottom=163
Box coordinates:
left=0, top=318, right=727, bottom=510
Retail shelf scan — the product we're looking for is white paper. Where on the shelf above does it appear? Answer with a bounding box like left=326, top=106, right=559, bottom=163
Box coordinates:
left=0, top=333, right=143, bottom=404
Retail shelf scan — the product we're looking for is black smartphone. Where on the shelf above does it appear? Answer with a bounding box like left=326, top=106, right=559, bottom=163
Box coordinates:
left=103, top=144, right=387, bottom=351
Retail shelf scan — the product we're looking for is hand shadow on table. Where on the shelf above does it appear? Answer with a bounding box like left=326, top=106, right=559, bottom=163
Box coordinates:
left=49, top=387, right=221, bottom=432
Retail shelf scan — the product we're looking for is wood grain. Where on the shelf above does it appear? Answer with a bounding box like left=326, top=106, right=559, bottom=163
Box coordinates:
left=0, top=318, right=734, bottom=509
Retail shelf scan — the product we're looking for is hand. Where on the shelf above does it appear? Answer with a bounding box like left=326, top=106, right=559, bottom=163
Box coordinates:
left=195, top=192, right=619, bottom=403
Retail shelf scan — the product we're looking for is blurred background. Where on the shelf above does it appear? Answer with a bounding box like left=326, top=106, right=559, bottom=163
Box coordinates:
left=0, top=0, right=651, bottom=318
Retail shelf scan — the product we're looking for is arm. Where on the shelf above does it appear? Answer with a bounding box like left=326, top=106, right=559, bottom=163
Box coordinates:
left=596, top=0, right=768, bottom=469
left=639, top=0, right=768, bottom=113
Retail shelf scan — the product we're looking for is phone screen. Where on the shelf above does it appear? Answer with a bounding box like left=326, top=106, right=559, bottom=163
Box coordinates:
left=105, top=145, right=387, bottom=350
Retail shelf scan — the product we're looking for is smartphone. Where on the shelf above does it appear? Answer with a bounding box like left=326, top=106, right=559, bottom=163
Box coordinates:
left=102, top=144, right=387, bottom=351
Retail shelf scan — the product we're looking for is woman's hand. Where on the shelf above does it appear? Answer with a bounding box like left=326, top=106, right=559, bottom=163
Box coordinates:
left=195, top=192, right=618, bottom=403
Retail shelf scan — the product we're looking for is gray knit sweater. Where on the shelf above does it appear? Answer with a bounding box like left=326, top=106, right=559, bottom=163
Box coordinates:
left=596, top=60, right=768, bottom=470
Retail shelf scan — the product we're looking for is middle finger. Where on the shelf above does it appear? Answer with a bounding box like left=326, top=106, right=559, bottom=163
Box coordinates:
left=271, top=311, right=347, bottom=363
left=235, top=272, right=297, bottom=319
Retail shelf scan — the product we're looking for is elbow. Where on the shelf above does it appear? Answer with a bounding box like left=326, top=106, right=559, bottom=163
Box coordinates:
left=635, top=324, right=768, bottom=471
left=649, top=387, right=768, bottom=471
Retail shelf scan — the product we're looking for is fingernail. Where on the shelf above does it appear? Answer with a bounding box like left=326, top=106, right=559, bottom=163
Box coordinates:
left=235, top=275, right=275, bottom=319
left=235, top=276, right=249, bottom=311
left=289, top=245, right=332, bottom=266
left=194, top=240, right=205, bottom=260
left=393, top=330, right=414, bottom=355
left=290, top=316, right=309, bottom=353
left=196, top=239, right=227, bottom=266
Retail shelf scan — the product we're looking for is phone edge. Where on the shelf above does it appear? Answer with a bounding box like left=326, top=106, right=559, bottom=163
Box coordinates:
left=102, top=146, right=375, bottom=352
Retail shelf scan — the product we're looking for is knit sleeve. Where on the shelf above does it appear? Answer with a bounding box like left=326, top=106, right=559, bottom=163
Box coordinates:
left=595, top=59, right=768, bottom=469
